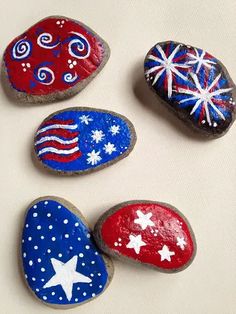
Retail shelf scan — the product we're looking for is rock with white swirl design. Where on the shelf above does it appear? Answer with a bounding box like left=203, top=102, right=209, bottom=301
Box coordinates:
left=2, top=16, right=110, bottom=103
left=144, top=41, right=236, bottom=137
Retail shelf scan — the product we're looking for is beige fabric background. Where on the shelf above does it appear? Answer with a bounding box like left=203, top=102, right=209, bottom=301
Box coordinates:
left=0, top=1, right=235, bottom=313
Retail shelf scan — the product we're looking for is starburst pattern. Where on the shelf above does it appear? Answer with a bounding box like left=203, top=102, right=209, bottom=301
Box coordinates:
left=91, top=130, right=105, bottom=143
left=145, top=42, right=190, bottom=98
left=176, top=70, right=233, bottom=126
left=87, top=150, right=101, bottom=165
left=187, top=48, right=216, bottom=73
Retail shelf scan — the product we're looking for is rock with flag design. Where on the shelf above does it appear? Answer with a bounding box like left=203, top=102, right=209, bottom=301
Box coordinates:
left=33, top=107, right=136, bottom=175
left=21, top=196, right=113, bottom=308
left=94, top=201, right=196, bottom=273
left=3, top=16, right=110, bottom=103
left=144, top=41, right=236, bottom=137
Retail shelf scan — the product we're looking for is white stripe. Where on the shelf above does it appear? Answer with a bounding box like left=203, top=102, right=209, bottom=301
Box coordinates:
left=37, top=146, right=79, bottom=156
left=35, top=136, right=78, bottom=146
left=37, top=124, right=78, bottom=135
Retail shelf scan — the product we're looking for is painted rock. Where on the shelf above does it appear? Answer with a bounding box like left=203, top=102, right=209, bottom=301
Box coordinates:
left=144, top=41, right=236, bottom=137
left=21, top=197, right=113, bottom=308
left=94, top=201, right=196, bottom=273
left=3, top=16, right=110, bottom=103
left=34, top=107, right=136, bottom=175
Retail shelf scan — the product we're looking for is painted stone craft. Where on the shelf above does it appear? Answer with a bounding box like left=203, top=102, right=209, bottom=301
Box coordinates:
left=94, top=201, right=196, bottom=273
left=144, top=41, right=236, bottom=137
left=3, top=16, right=110, bottom=103
left=21, top=196, right=113, bottom=308
left=34, top=107, right=136, bottom=175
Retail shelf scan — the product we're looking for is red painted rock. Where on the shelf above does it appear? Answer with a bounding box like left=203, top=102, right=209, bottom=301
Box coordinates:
left=94, top=201, right=196, bottom=273
left=3, top=16, right=110, bottom=103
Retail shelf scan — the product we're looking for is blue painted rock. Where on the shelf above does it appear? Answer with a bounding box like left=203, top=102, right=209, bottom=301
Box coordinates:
left=21, top=197, right=113, bottom=308
left=34, top=107, right=136, bottom=175
left=3, top=16, right=110, bottom=103
left=144, top=41, right=236, bottom=137
left=94, top=201, right=196, bottom=273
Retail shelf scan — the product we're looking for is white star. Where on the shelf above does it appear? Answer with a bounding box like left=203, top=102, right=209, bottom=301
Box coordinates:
left=146, top=44, right=190, bottom=98
left=43, top=256, right=91, bottom=301
left=176, top=236, right=187, bottom=250
left=91, top=130, right=105, bottom=143
left=103, top=142, right=116, bottom=155
left=79, top=115, right=93, bottom=125
left=126, top=234, right=146, bottom=254
left=187, top=48, right=216, bottom=73
left=109, top=125, right=120, bottom=136
left=87, top=150, right=101, bottom=165
left=134, top=210, right=155, bottom=230
left=179, top=73, right=232, bottom=126
left=158, top=245, right=175, bottom=262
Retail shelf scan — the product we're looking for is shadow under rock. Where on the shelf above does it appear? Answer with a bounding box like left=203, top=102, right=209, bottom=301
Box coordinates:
left=132, top=59, right=211, bottom=142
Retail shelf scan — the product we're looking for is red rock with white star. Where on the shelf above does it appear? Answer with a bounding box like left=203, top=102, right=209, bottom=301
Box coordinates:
left=94, top=201, right=196, bottom=273
left=3, top=16, right=110, bottom=103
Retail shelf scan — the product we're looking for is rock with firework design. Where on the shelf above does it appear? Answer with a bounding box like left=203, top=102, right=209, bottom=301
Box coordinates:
left=94, top=201, right=196, bottom=273
left=33, top=107, right=136, bottom=175
left=2, top=16, right=110, bottom=103
left=144, top=41, right=236, bottom=137
left=21, top=196, right=113, bottom=308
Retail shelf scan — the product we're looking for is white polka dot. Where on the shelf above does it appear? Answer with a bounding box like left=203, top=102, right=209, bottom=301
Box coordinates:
left=77, top=237, right=81, bottom=241
left=83, top=292, right=87, bottom=296
left=75, top=222, right=79, bottom=227
left=26, top=63, right=31, bottom=68
left=51, top=292, right=55, bottom=296
left=114, top=242, right=118, bottom=246
left=77, top=287, right=80, bottom=290
left=38, top=258, right=41, bottom=263
left=89, top=283, right=93, bottom=287
left=85, top=245, right=90, bottom=250
left=23, top=253, right=26, bottom=258
left=44, top=201, right=48, bottom=205
left=73, top=60, right=77, bottom=65
left=34, top=246, right=38, bottom=250
left=52, top=237, right=56, bottom=241
left=41, top=236, right=45, bottom=240
left=25, top=274, right=28, bottom=279
left=28, top=237, right=32, bottom=241
left=79, top=253, right=84, bottom=258
left=47, top=213, right=51, bottom=217
left=41, top=279, right=45, bottom=282
left=91, top=261, right=95, bottom=264
left=23, top=68, right=27, bottom=72
left=99, top=285, right=102, bottom=289
left=92, top=293, right=96, bottom=297
left=82, top=263, right=85, bottom=266
left=95, top=252, right=98, bottom=255
left=26, top=224, right=29, bottom=228
left=37, top=225, right=41, bottom=230
left=47, top=249, right=51, bottom=253
left=22, top=239, right=24, bottom=243
left=68, top=59, right=72, bottom=63
left=63, top=219, right=68, bottom=224
left=43, top=296, right=47, bottom=300
left=58, top=253, right=62, bottom=258
left=29, top=260, right=33, bottom=266
left=98, top=273, right=101, bottom=276
left=56, top=21, right=60, bottom=25
left=33, top=213, right=38, bottom=217
left=62, top=20, right=65, bottom=24
left=59, top=297, right=62, bottom=300
left=90, top=274, right=94, bottom=277
left=69, top=246, right=73, bottom=250
left=75, top=298, right=78, bottom=302
left=32, top=277, right=36, bottom=281
left=41, top=268, right=45, bottom=272
left=49, top=225, right=53, bottom=230
left=33, top=205, right=37, bottom=209
left=58, top=205, right=61, bottom=209
left=36, top=288, right=39, bottom=292
left=87, top=234, right=91, bottom=238
left=69, top=64, right=73, bottom=69
left=65, top=234, right=69, bottom=238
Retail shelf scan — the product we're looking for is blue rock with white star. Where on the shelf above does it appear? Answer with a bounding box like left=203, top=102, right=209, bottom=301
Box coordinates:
left=34, top=107, right=137, bottom=174
left=21, top=197, right=113, bottom=308
left=144, top=41, right=236, bottom=137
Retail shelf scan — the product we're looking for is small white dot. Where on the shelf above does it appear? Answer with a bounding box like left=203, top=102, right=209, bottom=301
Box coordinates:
left=77, top=287, right=80, bottom=290
left=37, top=258, right=41, bottom=263
left=49, top=225, right=53, bottom=230
left=41, top=268, right=45, bottom=272
left=33, top=205, right=37, bottom=209
left=90, top=274, right=94, bottom=277
left=79, top=253, right=84, bottom=258
left=69, top=64, right=73, bottom=69
left=33, top=213, right=38, bottom=217
left=36, top=289, right=39, bottom=292
left=75, top=298, right=78, bottom=302
left=26, top=63, right=31, bottom=68
left=34, top=246, right=38, bottom=250
left=118, top=238, right=122, bottom=241
left=69, top=246, right=73, bottom=250
left=65, top=234, right=69, bottom=238
left=58, top=205, right=61, bottom=209
left=98, top=273, right=101, bottom=276
left=89, top=283, right=93, bottom=287
left=77, top=237, right=81, bottom=241
left=92, top=293, right=96, bottom=297
left=62, top=20, right=65, bottom=24
left=51, top=292, right=55, bottom=296
left=63, top=219, right=68, bottom=224
left=52, top=237, right=56, bottom=241
left=82, top=263, right=85, bottom=266
left=99, top=285, right=102, bottom=289
left=25, top=274, right=28, bottom=279
left=47, top=249, right=51, bottom=253
left=37, top=225, right=41, bottom=230
left=32, top=277, right=36, bottom=281
left=91, top=261, right=95, bottom=264
left=75, top=222, right=79, bottom=227
left=22, top=63, right=25, bottom=67
left=87, top=234, right=91, bottom=238
left=95, top=252, right=98, bottom=255
left=44, top=201, right=48, bottom=205
left=73, top=60, right=77, bottom=65
left=29, top=260, right=33, bottom=266
left=22, top=239, right=24, bottom=243
left=41, top=236, right=44, bottom=240
left=26, top=224, right=29, bottom=228
left=43, top=296, right=47, bottom=300
left=58, top=253, right=62, bottom=258
left=41, top=279, right=45, bottom=282
left=83, top=292, right=87, bottom=296
left=47, top=213, right=51, bottom=217
left=56, top=21, right=60, bottom=25
left=114, top=242, right=118, bottom=246
left=23, top=253, right=26, bottom=258
left=59, top=297, right=62, bottom=300
left=28, top=237, right=32, bottom=241
left=85, top=245, right=90, bottom=250
left=68, top=59, right=72, bottom=63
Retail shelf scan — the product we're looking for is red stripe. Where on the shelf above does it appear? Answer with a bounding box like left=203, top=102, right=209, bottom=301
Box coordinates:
left=41, top=119, right=75, bottom=126
left=36, top=141, right=78, bottom=151
left=36, top=129, right=79, bottom=139
left=41, top=151, right=82, bottom=163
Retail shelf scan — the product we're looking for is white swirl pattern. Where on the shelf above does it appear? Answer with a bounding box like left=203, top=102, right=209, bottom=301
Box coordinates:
left=37, top=33, right=60, bottom=49
left=12, top=38, right=31, bottom=60
left=68, top=32, right=90, bottom=59
left=36, top=67, right=55, bottom=85
left=63, top=72, right=78, bottom=83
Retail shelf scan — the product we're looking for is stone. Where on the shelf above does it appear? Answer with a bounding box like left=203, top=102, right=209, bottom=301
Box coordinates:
left=21, top=196, right=113, bottom=308
left=34, top=107, right=136, bottom=175
left=94, top=200, right=196, bottom=273
left=3, top=16, right=110, bottom=103
left=144, top=41, right=236, bottom=137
